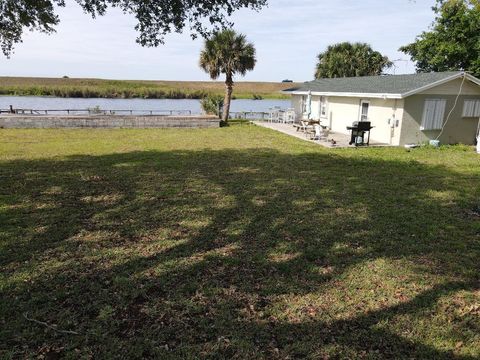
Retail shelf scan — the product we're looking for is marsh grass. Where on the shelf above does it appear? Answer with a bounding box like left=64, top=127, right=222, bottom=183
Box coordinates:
left=0, top=77, right=296, bottom=100
left=0, top=126, right=479, bottom=359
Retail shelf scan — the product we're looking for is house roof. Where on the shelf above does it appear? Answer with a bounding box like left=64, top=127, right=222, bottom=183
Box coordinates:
left=283, top=71, right=480, bottom=99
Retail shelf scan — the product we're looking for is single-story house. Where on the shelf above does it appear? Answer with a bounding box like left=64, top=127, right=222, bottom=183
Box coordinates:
left=284, top=71, right=480, bottom=146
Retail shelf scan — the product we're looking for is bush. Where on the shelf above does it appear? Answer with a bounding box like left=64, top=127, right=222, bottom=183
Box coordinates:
left=201, top=94, right=223, bottom=116
left=88, top=105, right=103, bottom=114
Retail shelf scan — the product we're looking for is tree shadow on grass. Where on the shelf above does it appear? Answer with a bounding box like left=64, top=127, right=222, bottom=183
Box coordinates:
left=1, top=148, right=479, bottom=358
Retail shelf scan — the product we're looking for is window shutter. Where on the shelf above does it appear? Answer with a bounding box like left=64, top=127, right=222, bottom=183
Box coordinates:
left=421, top=99, right=446, bottom=130
left=421, top=100, right=436, bottom=130
left=463, top=100, right=480, bottom=117
left=433, top=99, right=446, bottom=129
left=463, top=100, right=476, bottom=117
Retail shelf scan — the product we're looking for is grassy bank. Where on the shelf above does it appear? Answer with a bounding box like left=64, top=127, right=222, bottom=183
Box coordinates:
left=1, top=126, right=479, bottom=358
left=0, top=77, right=297, bottom=100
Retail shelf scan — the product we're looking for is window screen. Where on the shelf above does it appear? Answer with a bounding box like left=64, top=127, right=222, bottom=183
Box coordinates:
left=421, top=99, right=446, bottom=130
left=462, top=99, right=480, bottom=117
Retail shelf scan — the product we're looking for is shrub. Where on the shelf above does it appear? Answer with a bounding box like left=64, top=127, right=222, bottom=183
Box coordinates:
left=201, top=94, right=223, bottom=116
left=87, top=105, right=103, bottom=114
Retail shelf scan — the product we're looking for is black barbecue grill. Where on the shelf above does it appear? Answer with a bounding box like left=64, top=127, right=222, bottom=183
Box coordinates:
left=347, top=121, right=373, bottom=146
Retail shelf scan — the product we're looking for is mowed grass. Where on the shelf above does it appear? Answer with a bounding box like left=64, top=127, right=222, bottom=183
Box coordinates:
left=0, top=77, right=296, bottom=100
left=0, top=126, right=479, bottom=359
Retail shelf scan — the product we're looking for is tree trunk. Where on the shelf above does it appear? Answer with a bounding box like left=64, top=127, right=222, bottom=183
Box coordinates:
left=222, top=74, right=233, bottom=123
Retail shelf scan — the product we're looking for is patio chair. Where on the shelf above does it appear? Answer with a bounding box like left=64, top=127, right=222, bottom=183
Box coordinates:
left=314, top=124, right=322, bottom=140
left=284, top=109, right=296, bottom=124
left=268, top=106, right=282, bottom=122
left=306, top=124, right=329, bottom=141
left=318, top=125, right=330, bottom=141
left=268, top=109, right=277, bottom=123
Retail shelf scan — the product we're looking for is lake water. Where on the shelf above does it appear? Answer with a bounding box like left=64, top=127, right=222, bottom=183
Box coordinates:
left=0, top=96, right=291, bottom=115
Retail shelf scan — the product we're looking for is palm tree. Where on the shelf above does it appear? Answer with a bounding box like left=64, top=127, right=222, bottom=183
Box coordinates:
left=200, top=30, right=256, bottom=123
left=315, top=42, right=392, bottom=79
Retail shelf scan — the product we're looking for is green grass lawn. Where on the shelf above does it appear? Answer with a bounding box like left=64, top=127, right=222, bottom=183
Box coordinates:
left=1, top=126, right=479, bottom=359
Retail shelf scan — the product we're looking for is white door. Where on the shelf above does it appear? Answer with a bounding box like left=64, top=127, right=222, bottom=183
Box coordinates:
left=359, top=101, right=369, bottom=122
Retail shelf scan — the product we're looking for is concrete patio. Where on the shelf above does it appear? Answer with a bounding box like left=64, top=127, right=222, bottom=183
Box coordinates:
left=254, top=121, right=390, bottom=148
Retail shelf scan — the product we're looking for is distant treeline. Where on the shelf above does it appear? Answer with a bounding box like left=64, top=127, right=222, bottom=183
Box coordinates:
left=0, top=77, right=296, bottom=100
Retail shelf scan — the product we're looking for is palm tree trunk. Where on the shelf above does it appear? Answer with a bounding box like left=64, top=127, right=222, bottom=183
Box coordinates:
left=222, top=74, right=233, bottom=123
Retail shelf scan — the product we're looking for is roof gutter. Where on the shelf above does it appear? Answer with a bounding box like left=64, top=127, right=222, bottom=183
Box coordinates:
left=284, top=90, right=403, bottom=99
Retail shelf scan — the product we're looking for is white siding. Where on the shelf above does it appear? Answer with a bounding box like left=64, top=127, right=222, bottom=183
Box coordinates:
left=291, top=95, right=404, bottom=145
left=327, top=97, right=404, bottom=145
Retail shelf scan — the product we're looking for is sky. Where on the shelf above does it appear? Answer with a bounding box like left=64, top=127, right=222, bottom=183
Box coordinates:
left=0, top=0, right=437, bottom=82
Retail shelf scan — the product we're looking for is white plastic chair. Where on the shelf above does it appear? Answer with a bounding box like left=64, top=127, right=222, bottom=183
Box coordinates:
left=284, top=109, right=295, bottom=124
left=268, top=109, right=277, bottom=122
left=312, top=124, right=321, bottom=140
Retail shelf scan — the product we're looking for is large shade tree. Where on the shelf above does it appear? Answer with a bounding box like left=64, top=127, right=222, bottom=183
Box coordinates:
left=315, top=42, right=392, bottom=79
left=0, top=0, right=267, bottom=57
left=199, top=29, right=256, bottom=123
left=399, top=0, right=480, bottom=77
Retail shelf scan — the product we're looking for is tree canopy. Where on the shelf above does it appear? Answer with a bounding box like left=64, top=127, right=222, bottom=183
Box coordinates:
left=314, top=42, right=392, bottom=79
left=0, top=0, right=267, bottom=57
left=199, top=29, right=256, bottom=122
left=400, top=0, right=480, bottom=77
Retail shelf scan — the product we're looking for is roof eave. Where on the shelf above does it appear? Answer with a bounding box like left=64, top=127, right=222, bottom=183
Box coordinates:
left=464, top=72, right=480, bottom=86
left=282, top=72, right=480, bottom=99
left=287, top=91, right=403, bottom=99
left=400, top=71, right=479, bottom=97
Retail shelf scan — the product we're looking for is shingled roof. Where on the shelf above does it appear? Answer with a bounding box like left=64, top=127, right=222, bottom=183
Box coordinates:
left=284, top=71, right=480, bottom=98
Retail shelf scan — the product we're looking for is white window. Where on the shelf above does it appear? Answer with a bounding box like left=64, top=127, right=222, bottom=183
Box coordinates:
left=301, top=96, right=307, bottom=113
left=320, top=96, right=328, bottom=118
left=359, top=100, right=370, bottom=122
left=421, top=99, right=446, bottom=130
left=462, top=99, right=480, bottom=117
